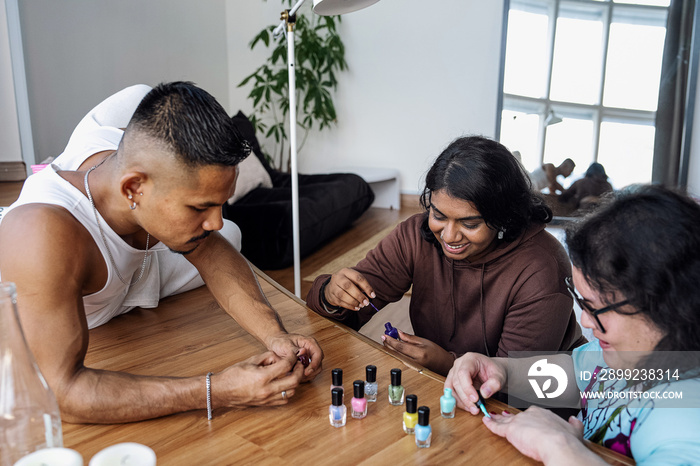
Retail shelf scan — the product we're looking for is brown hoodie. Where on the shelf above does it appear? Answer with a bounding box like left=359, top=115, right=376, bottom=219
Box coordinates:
left=306, top=213, right=585, bottom=357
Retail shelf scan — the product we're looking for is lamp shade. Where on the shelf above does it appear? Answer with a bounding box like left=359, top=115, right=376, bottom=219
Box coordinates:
left=312, top=0, right=381, bottom=15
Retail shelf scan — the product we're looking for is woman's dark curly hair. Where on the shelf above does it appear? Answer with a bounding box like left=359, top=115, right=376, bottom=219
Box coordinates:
left=418, top=136, right=552, bottom=247
left=566, top=184, right=700, bottom=353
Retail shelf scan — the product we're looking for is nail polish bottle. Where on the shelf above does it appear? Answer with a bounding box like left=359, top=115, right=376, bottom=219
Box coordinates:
left=351, top=380, right=368, bottom=419
left=388, top=368, right=404, bottom=405
left=415, top=406, right=432, bottom=448
left=403, top=394, right=418, bottom=434
left=329, top=387, right=346, bottom=428
left=365, top=365, right=378, bottom=402
left=440, top=387, right=456, bottom=418
left=384, top=322, right=399, bottom=339
left=331, top=368, right=343, bottom=401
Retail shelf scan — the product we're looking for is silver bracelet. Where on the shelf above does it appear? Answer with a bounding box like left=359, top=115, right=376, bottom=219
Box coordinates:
left=206, top=372, right=213, bottom=420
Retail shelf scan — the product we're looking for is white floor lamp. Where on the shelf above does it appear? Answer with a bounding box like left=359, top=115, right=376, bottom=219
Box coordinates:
left=273, top=0, right=381, bottom=297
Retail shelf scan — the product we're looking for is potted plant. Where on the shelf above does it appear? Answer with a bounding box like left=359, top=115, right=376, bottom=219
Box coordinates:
left=238, top=1, right=347, bottom=171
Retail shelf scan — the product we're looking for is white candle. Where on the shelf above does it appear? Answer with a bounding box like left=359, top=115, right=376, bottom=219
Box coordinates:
left=13, top=447, right=83, bottom=466
left=88, top=443, right=156, bottom=466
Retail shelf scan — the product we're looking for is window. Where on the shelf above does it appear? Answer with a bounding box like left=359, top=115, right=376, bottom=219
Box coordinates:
left=499, top=0, right=669, bottom=189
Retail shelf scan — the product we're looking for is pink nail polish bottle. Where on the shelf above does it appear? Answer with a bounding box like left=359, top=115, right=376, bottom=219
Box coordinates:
left=351, top=380, right=368, bottom=419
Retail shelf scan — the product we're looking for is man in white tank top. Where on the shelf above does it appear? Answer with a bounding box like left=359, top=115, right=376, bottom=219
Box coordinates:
left=0, top=82, right=323, bottom=423
left=529, top=159, right=576, bottom=193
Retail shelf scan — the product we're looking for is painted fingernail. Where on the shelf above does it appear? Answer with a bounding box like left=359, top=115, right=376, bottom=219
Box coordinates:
left=503, top=410, right=511, bottom=415
left=370, top=292, right=376, bottom=298
left=363, top=299, right=369, bottom=306
left=489, top=411, right=497, bottom=415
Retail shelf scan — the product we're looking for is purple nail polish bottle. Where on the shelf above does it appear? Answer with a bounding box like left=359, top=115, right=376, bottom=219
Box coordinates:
left=384, top=322, right=399, bottom=339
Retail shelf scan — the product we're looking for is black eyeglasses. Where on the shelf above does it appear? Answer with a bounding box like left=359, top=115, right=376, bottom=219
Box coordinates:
left=565, top=276, right=629, bottom=333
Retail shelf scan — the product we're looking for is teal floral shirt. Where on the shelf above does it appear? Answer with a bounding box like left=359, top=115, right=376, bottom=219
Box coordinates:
left=573, top=341, right=700, bottom=464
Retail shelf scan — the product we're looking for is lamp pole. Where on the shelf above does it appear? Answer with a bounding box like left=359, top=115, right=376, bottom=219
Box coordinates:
left=272, top=0, right=381, bottom=297
left=275, top=0, right=306, bottom=297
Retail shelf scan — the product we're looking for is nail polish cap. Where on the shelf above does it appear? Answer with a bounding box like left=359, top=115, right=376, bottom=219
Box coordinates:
left=353, top=380, right=365, bottom=398
left=365, top=365, right=377, bottom=383
left=390, top=368, right=402, bottom=386
left=332, top=368, right=343, bottom=386
left=331, top=387, right=344, bottom=406
left=405, top=394, right=417, bottom=413
left=443, top=387, right=454, bottom=398
left=417, top=406, right=430, bottom=426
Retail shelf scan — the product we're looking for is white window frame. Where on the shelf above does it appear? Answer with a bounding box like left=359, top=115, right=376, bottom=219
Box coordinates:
left=498, top=0, right=669, bottom=170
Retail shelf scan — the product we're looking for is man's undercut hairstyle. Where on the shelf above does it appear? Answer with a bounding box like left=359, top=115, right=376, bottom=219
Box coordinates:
left=127, top=81, right=250, bottom=167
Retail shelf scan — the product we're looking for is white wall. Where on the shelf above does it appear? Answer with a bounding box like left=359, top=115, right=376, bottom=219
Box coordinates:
left=18, top=0, right=230, bottom=163
left=0, top=0, right=22, bottom=163
left=227, top=0, right=505, bottom=194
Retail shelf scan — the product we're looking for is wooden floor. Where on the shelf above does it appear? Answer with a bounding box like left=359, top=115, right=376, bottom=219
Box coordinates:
left=0, top=181, right=422, bottom=299
left=0, top=181, right=23, bottom=206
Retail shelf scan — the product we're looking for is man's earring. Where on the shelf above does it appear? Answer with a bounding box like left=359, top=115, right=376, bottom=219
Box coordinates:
left=498, top=228, right=505, bottom=240
left=127, top=193, right=137, bottom=210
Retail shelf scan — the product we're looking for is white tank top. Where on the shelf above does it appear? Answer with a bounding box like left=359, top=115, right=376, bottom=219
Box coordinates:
left=2, top=125, right=169, bottom=328
left=529, top=166, right=549, bottom=191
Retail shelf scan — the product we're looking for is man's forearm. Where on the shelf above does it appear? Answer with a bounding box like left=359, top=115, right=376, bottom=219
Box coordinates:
left=59, top=368, right=204, bottom=423
left=190, top=233, right=288, bottom=345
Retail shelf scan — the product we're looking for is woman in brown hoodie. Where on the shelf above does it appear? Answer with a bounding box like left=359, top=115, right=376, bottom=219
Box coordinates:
left=306, top=136, right=585, bottom=376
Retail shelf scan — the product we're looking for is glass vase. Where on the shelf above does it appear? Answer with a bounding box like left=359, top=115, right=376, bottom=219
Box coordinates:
left=0, top=282, right=63, bottom=466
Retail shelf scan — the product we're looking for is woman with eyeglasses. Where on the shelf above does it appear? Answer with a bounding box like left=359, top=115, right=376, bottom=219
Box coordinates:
left=445, top=185, right=700, bottom=464
left=306, top=136, right=586, bottom=376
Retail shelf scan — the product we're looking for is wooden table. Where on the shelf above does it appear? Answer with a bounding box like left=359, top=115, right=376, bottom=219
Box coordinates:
left=63, top=270, right=633, bottom=465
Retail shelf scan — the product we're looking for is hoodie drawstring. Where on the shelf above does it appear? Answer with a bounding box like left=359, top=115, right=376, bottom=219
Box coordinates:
left=480, top=264, right=490, bottom=357
left=449, top=260, right=457, bottom=341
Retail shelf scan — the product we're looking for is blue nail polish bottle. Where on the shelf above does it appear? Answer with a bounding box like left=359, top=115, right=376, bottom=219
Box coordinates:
left=329, top=387, right=346, bottom=428
left=415, top=406, right=432, bottom=448
left=440, top=387, right=456, bottom=418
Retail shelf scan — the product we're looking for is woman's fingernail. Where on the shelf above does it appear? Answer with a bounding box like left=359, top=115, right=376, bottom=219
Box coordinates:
left=370, top=292, right=376, bottom=298
left=363, top=299, right=369, bottom=306
left=503, top=410, right=511, bottom=415
left=489, top=411, right=497, bottom=415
